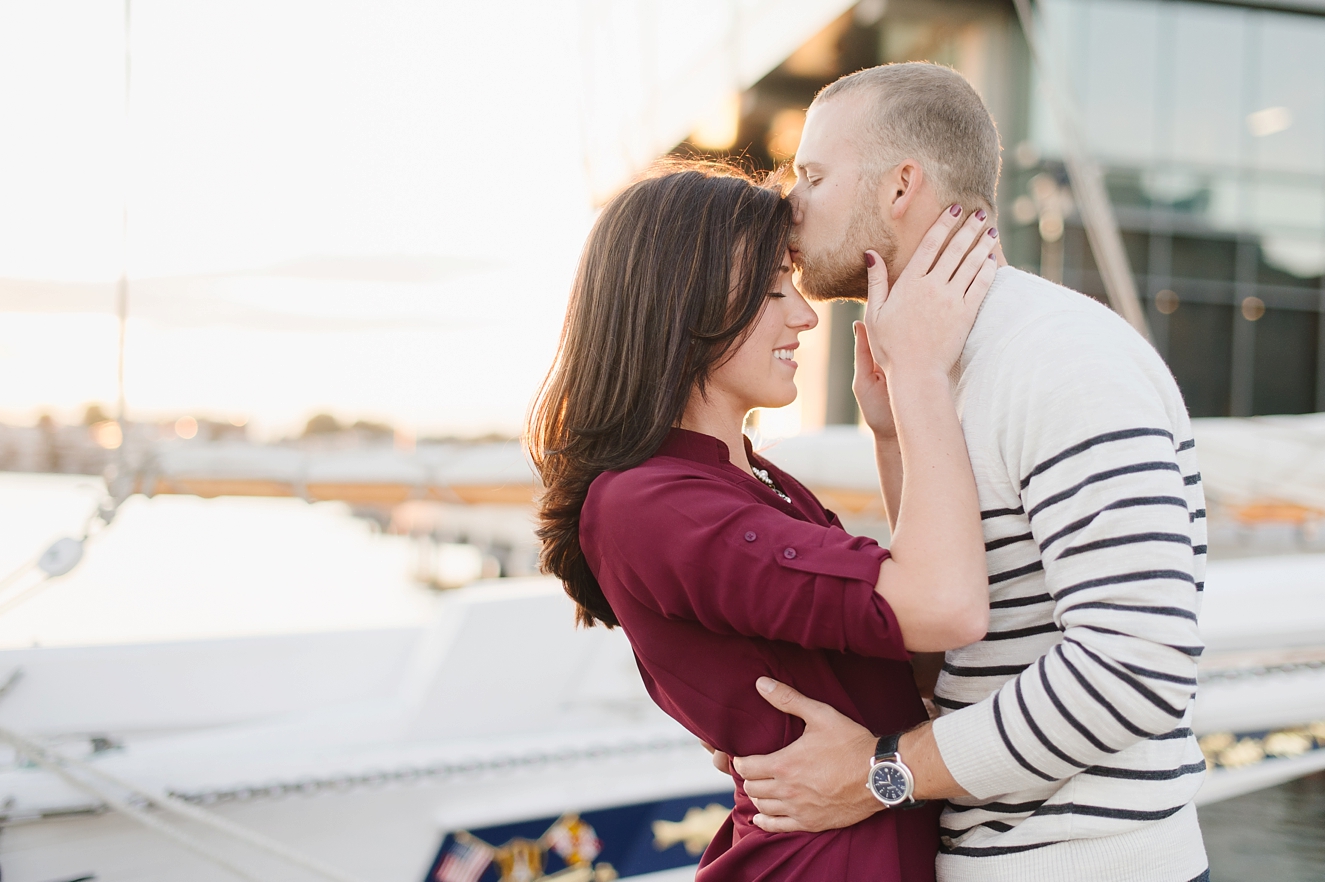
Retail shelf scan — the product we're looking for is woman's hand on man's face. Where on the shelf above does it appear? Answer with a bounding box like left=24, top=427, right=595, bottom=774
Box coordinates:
left=862, top=206, right=998, bottom=381
left=851, top=321, right=896, bottom=438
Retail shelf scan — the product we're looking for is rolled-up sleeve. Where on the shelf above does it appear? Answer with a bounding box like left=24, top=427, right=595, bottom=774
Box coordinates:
left=583, top=470, right=908, bottom=661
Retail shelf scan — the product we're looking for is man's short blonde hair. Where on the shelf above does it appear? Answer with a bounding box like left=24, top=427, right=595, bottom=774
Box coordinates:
left=815, top=62, right=1001, bottom=213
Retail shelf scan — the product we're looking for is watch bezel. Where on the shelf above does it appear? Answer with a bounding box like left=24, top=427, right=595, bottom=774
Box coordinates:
left=866, top=757, right=916, bottom=807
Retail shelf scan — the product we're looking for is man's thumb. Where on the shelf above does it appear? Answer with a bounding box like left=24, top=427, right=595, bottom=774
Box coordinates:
left=755, top=677, right=822, bottom=722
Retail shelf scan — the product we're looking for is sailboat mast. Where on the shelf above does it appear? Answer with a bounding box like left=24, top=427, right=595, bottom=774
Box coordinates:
left=115, top=0, right=130, bottom=433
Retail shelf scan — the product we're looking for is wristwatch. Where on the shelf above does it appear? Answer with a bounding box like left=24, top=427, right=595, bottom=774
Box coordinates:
left=867, top=732, right=926, bottom=809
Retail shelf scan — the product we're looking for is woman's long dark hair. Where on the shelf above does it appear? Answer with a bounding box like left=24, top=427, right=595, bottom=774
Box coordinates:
left=526, top=163, right=792, bottom=628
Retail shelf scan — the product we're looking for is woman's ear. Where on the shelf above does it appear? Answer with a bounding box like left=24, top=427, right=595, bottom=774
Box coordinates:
left=885, top=160, right=926, bottom=221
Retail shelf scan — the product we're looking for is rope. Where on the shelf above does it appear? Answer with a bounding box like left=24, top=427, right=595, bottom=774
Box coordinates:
left=0, top=553, right=42, bottom=596
left=166, top=736, right=701, bottom=807
left=3, top=732, right=267, bottom=882
left=0, top=572, right=55, bottom=618
left=0, top=728, right=369, bottom=882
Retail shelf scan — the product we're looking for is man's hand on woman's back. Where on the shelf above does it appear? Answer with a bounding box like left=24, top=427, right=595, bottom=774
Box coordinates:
left=734, top=678, right=882, bottom=833
left=734, top=678, right=971, bottom=833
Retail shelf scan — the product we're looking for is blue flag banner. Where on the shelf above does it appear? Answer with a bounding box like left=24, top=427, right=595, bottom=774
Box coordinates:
left=426, top=790, right=735, bottom=882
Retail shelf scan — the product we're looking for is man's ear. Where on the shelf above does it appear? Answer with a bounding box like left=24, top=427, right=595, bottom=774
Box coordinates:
left=883, top=160, right=926, bottom=220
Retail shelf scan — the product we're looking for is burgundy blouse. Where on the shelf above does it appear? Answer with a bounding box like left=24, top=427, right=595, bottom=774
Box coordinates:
left=580, top=428, right=939, bottom=882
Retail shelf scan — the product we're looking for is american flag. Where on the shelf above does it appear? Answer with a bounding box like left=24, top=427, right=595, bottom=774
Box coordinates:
left=435, top=835, right=495, bottom=882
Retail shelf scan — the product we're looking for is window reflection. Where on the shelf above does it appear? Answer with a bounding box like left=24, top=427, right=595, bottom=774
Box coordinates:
left=1029, top=0, right=1325, bottom=417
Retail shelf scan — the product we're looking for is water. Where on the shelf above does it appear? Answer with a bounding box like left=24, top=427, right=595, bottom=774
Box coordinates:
left=1200, top=771, right=1325, bottom=881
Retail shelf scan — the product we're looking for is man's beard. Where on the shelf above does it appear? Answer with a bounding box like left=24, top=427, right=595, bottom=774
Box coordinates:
left=793, top=194, right=898, bottom=302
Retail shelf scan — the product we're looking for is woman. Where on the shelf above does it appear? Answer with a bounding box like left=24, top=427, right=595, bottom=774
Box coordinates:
left=527, top=164, right=995, bottom=880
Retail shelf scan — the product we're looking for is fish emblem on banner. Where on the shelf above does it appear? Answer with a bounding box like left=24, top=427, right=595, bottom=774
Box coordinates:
left=651, top=804, right=730, bottom=856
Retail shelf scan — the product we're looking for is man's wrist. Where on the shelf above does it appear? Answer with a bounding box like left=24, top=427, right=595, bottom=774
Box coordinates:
left=897, top=720, right=970, bottom=800
left=853, top=728, right=888, bottom=818
left=901, top=720, right=932, bottom=794
left=898, top=723, right=927, bottom=761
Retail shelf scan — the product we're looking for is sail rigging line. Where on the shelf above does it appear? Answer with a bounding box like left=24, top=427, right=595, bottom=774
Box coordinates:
left=0, top=727, right=370, bottom=882
left=0, top=575, right=58, bottom=620
left=0, top=669, right=23, bottom=704
left=0, top=497, right=121, bottom=619
left=1011, top=0, right=1152, bottom=340
left=0, top=553, right=43, bottom=597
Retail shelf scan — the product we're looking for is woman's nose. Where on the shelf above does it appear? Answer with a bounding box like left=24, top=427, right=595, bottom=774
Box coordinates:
left=794, top=302, right=819, bottom=331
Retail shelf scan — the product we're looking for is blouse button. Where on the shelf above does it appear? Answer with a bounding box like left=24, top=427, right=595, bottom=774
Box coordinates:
left=783, top=548, right=797, bottom=559
left=744, top=531, right=757, bottom=542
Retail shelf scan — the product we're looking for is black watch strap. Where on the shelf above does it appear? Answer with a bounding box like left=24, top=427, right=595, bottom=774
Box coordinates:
left=875, top=732, right=902, bottom=762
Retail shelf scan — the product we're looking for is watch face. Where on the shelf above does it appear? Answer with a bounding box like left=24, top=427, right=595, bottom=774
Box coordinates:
left=870, top=762, right=911, bottom=804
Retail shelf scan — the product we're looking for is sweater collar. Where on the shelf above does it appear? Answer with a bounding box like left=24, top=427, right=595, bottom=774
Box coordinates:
left=959, top=265, right=1022, bottom=376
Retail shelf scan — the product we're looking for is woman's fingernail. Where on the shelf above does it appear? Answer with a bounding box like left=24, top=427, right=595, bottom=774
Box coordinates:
left=975, top=209, right=986, bottom=222
left=988, top=227, right=999, bottom=238
left=988, top=252, right=996, bottom=259
left=864, top=252, right=876, bottom=267
left=950, top=204, right=962, bottom=217
left=757, top=677, right=776, bottom=694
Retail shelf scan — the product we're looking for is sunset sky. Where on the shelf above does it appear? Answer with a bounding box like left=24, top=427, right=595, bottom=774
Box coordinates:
left=0, top=2, right=600, bottom=437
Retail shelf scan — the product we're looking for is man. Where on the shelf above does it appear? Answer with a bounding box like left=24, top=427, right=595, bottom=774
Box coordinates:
left=730, top=63, right=1210, bottom=881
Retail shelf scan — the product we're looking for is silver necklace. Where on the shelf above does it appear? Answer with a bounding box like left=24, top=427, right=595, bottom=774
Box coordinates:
left=751, top=466, right=792, bottom=503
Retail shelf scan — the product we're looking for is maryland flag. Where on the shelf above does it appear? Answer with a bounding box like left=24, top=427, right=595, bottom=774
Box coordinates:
left=546, top=814, right=603, bottom=867
left=493, top=838, right=544, bottom=882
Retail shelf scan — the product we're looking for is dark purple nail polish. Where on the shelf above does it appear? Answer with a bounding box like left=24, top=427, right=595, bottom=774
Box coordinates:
left=988, top=227, right=999, bottom=238
left=950, top=204, right=962, bottom=217
left=864, top=252, right=876, bottom=267
left=975, top=209, right=986, bottom=222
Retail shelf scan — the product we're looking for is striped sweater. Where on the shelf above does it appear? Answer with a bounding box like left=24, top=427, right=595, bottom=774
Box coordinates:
left=930, top=268, right=1208, bottom=882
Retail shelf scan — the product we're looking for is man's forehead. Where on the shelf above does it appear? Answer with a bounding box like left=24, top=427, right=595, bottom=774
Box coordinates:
left=796, top=95, right=867, bottom=167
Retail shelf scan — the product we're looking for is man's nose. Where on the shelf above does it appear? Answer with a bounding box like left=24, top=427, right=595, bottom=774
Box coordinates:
left=787, top=186, right=804, bottom=224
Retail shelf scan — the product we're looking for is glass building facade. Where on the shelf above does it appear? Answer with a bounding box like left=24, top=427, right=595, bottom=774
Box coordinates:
left=702, top=0, right=1325, bottom=421
left=1024, top=0, right=1325, bottom=418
